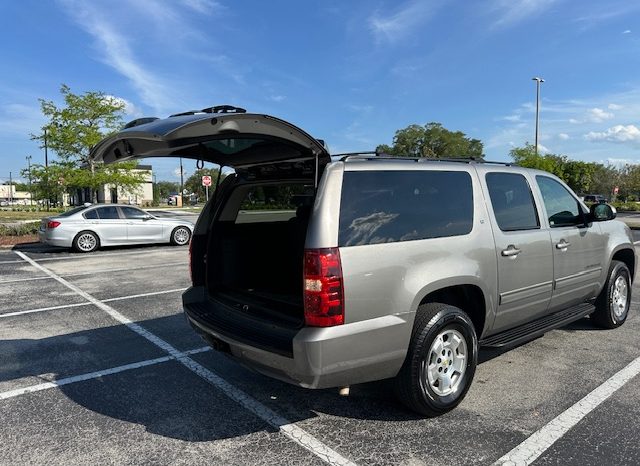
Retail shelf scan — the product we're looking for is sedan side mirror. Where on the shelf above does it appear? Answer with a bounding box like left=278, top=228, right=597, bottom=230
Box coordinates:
left=589, top=203, right=616, bottom=222
left=142, top=214, right=153, bottom=221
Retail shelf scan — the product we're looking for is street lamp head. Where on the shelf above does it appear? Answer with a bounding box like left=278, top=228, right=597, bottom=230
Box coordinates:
left=532, top=76, right=545, bottom=83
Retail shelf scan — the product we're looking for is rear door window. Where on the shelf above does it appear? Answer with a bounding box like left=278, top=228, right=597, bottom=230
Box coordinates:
left=235, top=184, right=315, bottom=224
left=83, top=209, right=98, bottom=219
left=486, top=172, right=539, bottom=231
left=96, top=206, right=121, bottom=219
left=339, top=170, right=473, bottom=246
left=120, top=206, right=148, bottom=219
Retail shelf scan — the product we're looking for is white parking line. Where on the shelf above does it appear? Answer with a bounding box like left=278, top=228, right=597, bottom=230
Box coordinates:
left=634, top=240, right=640, bottom=245
left=0, top=288, right=188, bottom=318
left=0, top=347, right=211, bottom=401
left=0, top=248, right=185, bottom=264
left=14, top=250, right=355, bottom=466
left=494, top=355, right=640, bottom=465
left=0, top=261, right=187, bottom=284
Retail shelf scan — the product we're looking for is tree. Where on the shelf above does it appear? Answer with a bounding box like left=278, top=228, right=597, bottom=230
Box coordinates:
left=377, top=122, right=483, bottom=158
left=29, top=84, right=144, bottom=203
left=509, top=143, right=599, bottom=195
left=156, top=181, right=180, bottom=200
left=185, top=168, right=223, bottom=202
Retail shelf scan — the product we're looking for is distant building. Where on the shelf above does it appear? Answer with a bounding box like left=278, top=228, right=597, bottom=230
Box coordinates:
left=73, top=165, right=154, bottom=206
left=0, top=185, right=31, bottom=205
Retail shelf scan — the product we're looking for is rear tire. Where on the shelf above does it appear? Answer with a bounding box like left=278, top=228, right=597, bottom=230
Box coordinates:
left=394, top=302, right=478, bottom=417
left=73, top=231, right=99, bottom=253
left=170, top=226, right=191, bottom=246
left=592, top=260, right=631, bottom=329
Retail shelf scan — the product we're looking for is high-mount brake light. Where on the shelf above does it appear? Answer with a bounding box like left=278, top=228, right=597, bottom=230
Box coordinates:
left=303, top=248, right=344, bottom=327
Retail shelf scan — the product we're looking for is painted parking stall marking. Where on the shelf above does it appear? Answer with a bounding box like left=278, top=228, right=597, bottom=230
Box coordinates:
left=0, top=287, right=187, bottom=318
left=0, top=347, right=211, bottom=401
left=13, top=250, right=356, bottom=466
left=494, top=355, right=640, bottom=465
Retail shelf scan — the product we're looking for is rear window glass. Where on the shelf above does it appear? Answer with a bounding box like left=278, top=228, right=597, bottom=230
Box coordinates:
left=339, top=170, right=473, bottom=246
left=59, top=206, right=88, bottom=217
left=235, top=184, right=315, bottom=224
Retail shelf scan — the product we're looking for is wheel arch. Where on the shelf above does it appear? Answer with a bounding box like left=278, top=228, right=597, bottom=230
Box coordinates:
left=72, top=229, right=101, bottom=250
left=611, top=247, right=636, bottom=282
left=416, top=283, right=488, bottom=339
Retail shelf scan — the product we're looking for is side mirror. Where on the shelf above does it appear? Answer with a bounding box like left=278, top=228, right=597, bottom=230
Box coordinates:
left=143, top=214, right=153, bottom=221
left=589, top=203, right=616, bottom=222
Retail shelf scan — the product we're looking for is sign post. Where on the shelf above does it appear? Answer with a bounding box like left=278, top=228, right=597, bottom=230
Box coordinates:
left=202, top=175, right=212, bottom=201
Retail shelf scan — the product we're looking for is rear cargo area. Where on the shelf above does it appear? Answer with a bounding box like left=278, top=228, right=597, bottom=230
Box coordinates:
left=206, top=182, right=315, bottom=328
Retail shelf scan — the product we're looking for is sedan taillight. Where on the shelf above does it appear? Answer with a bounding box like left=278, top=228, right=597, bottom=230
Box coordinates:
left=47, top=221, right=61, bottom=229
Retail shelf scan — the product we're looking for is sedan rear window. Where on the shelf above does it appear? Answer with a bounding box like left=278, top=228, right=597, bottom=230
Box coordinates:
left=58, top=206, right=88, bottom=217
left=339, top=170, right=473, bottom=246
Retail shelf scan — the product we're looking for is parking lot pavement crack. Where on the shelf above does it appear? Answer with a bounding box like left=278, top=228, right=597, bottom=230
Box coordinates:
left=13, top=250, right=357, bottom=466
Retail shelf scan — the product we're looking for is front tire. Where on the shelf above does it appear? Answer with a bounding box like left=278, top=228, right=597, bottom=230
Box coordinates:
left=592, top=260, right=631, bottom=329
left=73, top=231, right=99, bottom=253
left=394, top=302, right=478, bottom=417
left=170, top=226, right=191, bottom=246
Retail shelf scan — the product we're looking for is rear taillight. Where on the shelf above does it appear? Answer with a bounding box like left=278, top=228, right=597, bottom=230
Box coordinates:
left=47, top=221, right=61, bottom=229
left=303, top=248, right=344, bottom=327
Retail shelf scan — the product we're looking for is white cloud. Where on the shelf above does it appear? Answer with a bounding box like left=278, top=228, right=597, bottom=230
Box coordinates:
left=180, top=0, right=221, bottom=15
left=537, top=143, right=550, bottom=154
left=104, top=95, right=143, bottom=117
left=622, top=29, right=632, bottom=34
left=502, top=115, right=521, bottom=122
left=586, top=107, right=614, bottom=123
left=61, top=1, right=172, bottom=113
left=585, top=125, right=640, bottom=144
left=268, top=95, right=286, bottom=102
left=369, top=0, right=441, bottom=43
left=0, top=103, right=46, bottom=136
left=558, top=133, right=570, bottom=140
left=608, top=103, right=623, bottom=110
left=569, top=118, right=581, bottom=124
left=490, top=0, right=557, bottom=29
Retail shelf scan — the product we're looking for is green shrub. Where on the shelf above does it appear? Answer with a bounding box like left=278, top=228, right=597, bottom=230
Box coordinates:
left=610, top=201, right=640, bottom=212
left=0, top=221, right=40, bottom=236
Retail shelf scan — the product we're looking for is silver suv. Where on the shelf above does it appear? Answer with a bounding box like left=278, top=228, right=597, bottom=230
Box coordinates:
left=91, top=107, right=636, bottom=416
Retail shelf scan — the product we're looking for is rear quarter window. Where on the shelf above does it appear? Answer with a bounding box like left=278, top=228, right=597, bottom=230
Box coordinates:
left=339, top=170, right=473, bottom=246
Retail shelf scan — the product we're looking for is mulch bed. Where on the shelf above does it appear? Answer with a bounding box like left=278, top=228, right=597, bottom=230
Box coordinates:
left=0, top=235, right=38, bottom=247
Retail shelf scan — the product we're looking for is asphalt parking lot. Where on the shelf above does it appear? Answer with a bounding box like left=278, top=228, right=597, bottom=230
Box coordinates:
left=1, top=239, right=640, bottom=465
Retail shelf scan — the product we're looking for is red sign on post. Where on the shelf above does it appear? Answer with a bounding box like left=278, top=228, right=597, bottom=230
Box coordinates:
left=613, top=186, right=619, bottom=195
left=202, top=175, right=212, bottom=187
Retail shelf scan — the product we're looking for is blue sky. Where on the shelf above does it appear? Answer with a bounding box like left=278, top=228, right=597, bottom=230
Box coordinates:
left=1, top=0, right=640, bottom=183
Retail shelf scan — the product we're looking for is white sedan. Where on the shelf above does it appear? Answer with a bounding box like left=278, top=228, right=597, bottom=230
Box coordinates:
left=39, top=204, right=194, bottom=253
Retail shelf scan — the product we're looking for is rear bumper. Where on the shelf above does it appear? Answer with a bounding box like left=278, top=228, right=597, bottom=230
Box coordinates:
left=38, top=230, right=71, bottom=248
left=183, top=287, right=410, bottom=389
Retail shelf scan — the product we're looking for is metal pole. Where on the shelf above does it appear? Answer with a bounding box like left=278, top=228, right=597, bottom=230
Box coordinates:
left=26, top=155, right=32, bottom=206
left=44, top=127, right=50, bottom=211
left=179, top=157, right=184, bottom=207
left=9, top=171, right=13, bottom=205
left=205, top=184, right=209, bottom=201
left=532, top=77, right=544, bottom=156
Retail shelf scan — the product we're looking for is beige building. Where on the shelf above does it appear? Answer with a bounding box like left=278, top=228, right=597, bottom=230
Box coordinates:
left=0, top=185, right=32, bottom=205
left=74, top=165, right=154, bottom=206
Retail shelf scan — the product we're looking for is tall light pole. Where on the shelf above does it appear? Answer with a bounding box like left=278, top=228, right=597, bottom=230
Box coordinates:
left=532, top=77, right=544, bottom=155
left=179, top=157, right=184, bottom=207
left=26, top=155, right=33, bottom=206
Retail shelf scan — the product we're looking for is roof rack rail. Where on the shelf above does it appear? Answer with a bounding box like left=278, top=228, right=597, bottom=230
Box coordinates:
left=337, top=153, right=512, bottom=166
left=169, top=105, right=247, bottom=117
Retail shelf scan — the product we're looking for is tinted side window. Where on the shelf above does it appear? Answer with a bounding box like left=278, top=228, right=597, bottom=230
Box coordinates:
left=83, top=209, right=98, bottom=219
left=536, top=176, right=582, bottom=227
left=120, top=206, right=147, bottom=219
left=339, top=170, right=473, bottom=247
left=486, top=173, right=539, bottom=231
left=96, top=206, right=120, bottom=219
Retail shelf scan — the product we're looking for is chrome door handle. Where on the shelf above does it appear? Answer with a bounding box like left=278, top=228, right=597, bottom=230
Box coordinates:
left=556, top=240, right=571, bottom=249
left=501, top=246, right=521, bottom=257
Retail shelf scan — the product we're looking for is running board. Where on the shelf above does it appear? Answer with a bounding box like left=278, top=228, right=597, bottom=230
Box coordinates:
left=480, top=303, right=595, bottom=349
